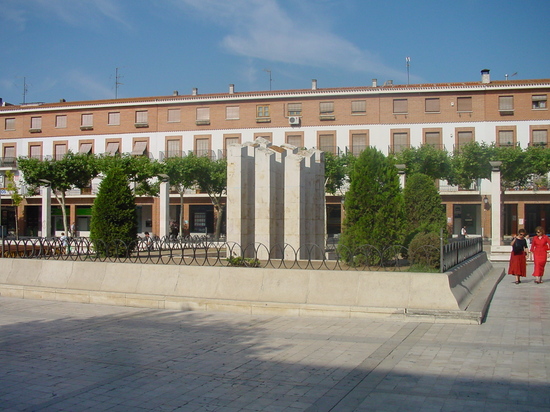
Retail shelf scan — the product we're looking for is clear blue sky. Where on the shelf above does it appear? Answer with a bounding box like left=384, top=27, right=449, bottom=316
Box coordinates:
left=1, top=0, right=549, bottom=104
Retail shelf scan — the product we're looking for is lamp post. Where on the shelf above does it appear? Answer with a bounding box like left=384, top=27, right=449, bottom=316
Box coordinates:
left=0, top=172, right=4, bottom=255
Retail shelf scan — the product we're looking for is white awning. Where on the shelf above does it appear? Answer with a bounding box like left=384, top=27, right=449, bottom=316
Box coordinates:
left=131, top=141, right=147, bottom=155
left=79, top=143, right=93, bottom=154
left=105, top=142, right=119, bottom=154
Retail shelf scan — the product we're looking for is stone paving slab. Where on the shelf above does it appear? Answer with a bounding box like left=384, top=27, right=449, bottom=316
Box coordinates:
left=1, top=262, right=549, bottom=411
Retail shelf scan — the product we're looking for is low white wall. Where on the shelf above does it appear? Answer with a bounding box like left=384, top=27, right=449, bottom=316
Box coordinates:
left=0, top=253, right=496, bottom=321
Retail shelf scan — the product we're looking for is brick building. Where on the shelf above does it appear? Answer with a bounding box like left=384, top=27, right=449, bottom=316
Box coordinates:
left=0, top=69, right=549, bottom=241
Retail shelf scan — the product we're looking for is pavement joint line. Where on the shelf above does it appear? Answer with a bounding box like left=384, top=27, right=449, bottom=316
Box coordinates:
left=304, top=322, right=431, bottom=412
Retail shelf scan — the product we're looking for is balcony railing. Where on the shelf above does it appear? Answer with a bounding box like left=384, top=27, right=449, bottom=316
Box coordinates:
left=0, top=157, right=17, bottom=168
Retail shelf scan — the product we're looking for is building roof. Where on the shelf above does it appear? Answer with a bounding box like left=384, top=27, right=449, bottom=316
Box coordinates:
left=2, top=78, right=550, bottom=113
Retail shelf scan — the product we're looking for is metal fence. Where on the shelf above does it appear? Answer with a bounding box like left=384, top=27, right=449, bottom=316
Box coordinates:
left=1, top=235, right=483, bottom=272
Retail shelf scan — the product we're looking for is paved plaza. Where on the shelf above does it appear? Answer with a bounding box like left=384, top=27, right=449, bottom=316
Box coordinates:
left=1, top=262, right=549, bottom=411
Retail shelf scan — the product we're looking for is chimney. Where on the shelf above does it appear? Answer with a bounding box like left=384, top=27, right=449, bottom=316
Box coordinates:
left=59, top=98, right=66, bottom=103
left=312, top=79, right=317, bottom=90
left=229, top=84, right=235, bottom=94
left=192, top=87, right=198, bottom=96
left=372, top=79, right=378, bottom=87
left=481, top=69, right=490, bottom=84
left=173, top=90, right=179, bottom=96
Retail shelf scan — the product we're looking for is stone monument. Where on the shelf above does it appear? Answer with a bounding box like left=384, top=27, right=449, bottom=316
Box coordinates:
left=226, top=138, right=325, bottom=260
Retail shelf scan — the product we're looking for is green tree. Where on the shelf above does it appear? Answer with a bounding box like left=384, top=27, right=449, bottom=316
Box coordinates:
left=324, top=152, right=351, bottom=195
left=18, top=152, right=99, bottom=235
left=4, top=171, right=25, bottom=238
left=90, top=167, right=137, bottom=256
left=403, top=173, right=447, bottom=246
left=393, top=145, right=451, bottom=181
left=494, top=146, right=531, bottom=189
left=339, top=147, right=405, bottom=262
left=97, top=153, right=160, bottom=197
left=161, top=153, right=199, bottom=237
left=448, top=141, right=495, bottom=188
left=194, top=156, right=227, bottom=240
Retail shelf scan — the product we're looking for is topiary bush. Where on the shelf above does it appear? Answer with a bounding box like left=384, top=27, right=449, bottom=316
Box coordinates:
left=408, top=231, right=441, bottom=271
left=90, top=167, right=137, bottom=257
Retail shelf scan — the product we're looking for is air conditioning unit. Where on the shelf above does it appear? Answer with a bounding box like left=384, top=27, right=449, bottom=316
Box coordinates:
left=289, top=116, right=300, bottom=125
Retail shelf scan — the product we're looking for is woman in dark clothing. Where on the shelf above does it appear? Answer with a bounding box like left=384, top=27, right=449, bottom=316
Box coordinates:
left=508, top=228, right=529, bottom=284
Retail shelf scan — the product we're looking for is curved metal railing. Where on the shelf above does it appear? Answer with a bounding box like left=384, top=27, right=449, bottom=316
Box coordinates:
left=0, top=236, right=481, bottom=272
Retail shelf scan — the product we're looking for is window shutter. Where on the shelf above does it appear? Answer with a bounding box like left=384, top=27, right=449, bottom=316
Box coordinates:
left=167, top=109, right=181, bottom=122
left=226, top=106, right=239, bottom=119
left=287, top=135, right=302, bottom=147
left=425, top=98, right=440, bottom=112
left=499, top=96, right=514, bottom=111
left=81, top=114, right=93, bottom=126
left=351, top=100, right=366, bottom=113
left=108, top=112, right=120, bottom=125
left=136, top=111, right=148, bottom=124
left=197, top=108, right=210, bottom=121
left=425, top=132, right=441, bottom=146
left=320, top=102, right=334, bottom=113
left=457, top=97, right=472, bottom=112
left=393, top=99, right=408, bottom=113
left=533, top=130, right=548, bottom=145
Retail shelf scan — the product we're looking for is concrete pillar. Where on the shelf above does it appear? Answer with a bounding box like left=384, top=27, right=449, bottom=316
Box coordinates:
left=490, top=161, right=502, bottom=247
left=159, top=181, right=170, bottom=238
left=41, top=186, right=51, bottom=238
left=396, top=164, right=406, bottom=189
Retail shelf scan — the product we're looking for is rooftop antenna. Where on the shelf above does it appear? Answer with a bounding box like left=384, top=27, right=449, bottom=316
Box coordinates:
left=23, top=77, right=28, bottom=104
left=115, top=68, right=124, bottom=98
left=505, top=72, right=518, bottom=81
left=406, top=57, right=411, bottom=85
left=263, top=68, right=272, bottom=91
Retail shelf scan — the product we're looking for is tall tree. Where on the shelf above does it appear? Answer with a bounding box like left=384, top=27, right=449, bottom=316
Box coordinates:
left=90, top=167, right=137, bottom=256
left=18, top=152, right=99, bottom=235
left=194, top=156, right=227, bottom=240
left=339, top=147, right=405, bottom=259
left=403, top=173, right=447, bottom=244
left=161, top=153, right=198, bottom=237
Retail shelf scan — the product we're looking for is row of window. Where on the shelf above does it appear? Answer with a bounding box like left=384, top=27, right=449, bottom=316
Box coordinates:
left=4, top=126, right=549, bottom=162
left=3, top=94, right=547, bottom=132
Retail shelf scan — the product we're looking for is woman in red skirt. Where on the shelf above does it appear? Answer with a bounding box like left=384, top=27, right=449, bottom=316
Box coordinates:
left=530, top=226, right=550, bottom=284
left=508, top=229, right=528, bottom=284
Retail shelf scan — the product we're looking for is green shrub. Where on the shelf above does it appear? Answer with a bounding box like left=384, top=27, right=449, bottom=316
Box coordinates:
left=408, top=232, right=441, bottom=270
left=226, top=256, right=261, bottom=267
